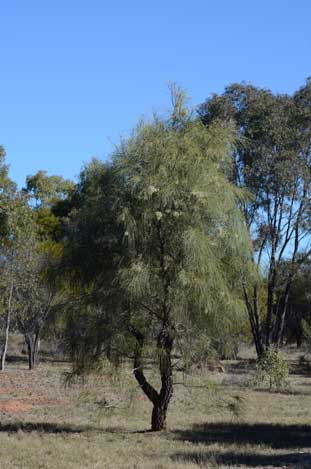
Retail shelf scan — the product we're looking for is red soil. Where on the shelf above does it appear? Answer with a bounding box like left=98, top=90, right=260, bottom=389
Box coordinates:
left=0, top=369, right=68, bottom=414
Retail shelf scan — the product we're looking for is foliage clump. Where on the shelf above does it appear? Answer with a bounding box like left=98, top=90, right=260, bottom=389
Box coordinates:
left=255, top=348, right=289, bottom=390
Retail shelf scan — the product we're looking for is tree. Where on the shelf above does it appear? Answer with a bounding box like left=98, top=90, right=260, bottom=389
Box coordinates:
left=14, top=241, right=59, bottom=370
left=0, top=179, right=59, bottom=370
left=24, top=170, right=75, bottom=250
left=198, top=81, right=311, bottom=355
left=63, top=88, right=252, bottom=431
left=25, top=170, right=74, bottom=209
left=0, top=148, right=22, bottom=369
left=0, top=193, right=34, bottom=369
left=60, top=159, right=125, bottom=369
left=279, top=259, right=311, bottom=348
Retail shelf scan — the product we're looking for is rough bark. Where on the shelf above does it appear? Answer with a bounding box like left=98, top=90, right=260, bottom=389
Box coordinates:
left=152, top=326, right=174, bottom=431
left=131, top=325, right=174, bottom=431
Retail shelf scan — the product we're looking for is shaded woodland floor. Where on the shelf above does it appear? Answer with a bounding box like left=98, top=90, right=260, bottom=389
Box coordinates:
left=0, top=343, right=311, bottom=467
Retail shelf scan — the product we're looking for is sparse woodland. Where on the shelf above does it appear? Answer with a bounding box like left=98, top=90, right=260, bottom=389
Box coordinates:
left=1, top=81, right=311, bottom=467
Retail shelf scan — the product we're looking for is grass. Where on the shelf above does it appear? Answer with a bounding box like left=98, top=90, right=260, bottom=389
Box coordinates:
left=0, top=343, right=311, bottom=468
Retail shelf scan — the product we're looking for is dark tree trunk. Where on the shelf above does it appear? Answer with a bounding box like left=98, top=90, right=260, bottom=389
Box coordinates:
left=266, top=278, right=275, bottom=348
left=151, top=400, right=170, bottom=431
left=25, top=332, right=40, bottom=370
left=296, top=329, right=303, bottom=349
left=273, top=194, right=305, bottom=347
left=243, top=284, right=264, bottom=357
left=151, top=325, right=174, bottom=431
left=25, top=335, right=34, bottom=370
left=131, top=324, right=174, bottom=431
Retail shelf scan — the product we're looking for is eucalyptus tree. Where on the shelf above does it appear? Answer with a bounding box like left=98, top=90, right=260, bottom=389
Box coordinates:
left=0, top=193, right=34, bottom=369
left=199, top=81, right=311, bottom=354
left=14, top=241, right=60, bottom=369
left=278, top=259, right=311, bottom=348
left=0, top=170, right=60, bottom=369
left=25, top=170, right=74, bottom=209
left=63, top=89, right=252, bottom=431
left=0, top=148, right=21, bottom=369
left=24, top=170, right=75, bottom=252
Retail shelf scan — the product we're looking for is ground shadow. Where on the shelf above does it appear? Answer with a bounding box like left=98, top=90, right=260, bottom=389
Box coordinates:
left=0, top=422, right=98, bottom=434
left=173, top=422, right=311, bottom=449
left=253, top=387, right=311, bottom=397
left=6, top=354, right=28, bottom=364
left=225, top=360, right=255, bottom=376
left=172, top=450, right=311, bottom=467
left=290, top=362, right=311, bottom=376
left=6, top=354, right=68, bottom=365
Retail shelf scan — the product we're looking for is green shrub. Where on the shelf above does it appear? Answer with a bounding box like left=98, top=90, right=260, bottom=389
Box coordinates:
left=255, top=348, right=289, bottom=390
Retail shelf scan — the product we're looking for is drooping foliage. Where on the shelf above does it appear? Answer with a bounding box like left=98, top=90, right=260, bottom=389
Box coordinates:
left=61, top=88, right=253, bottom=430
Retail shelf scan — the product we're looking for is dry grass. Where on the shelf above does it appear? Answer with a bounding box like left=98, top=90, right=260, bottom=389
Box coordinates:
left=0, top=344, right=311, bottom=468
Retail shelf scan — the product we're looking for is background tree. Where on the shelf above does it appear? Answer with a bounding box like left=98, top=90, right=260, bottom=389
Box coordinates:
left=278, top=259, right=311, bottom=348
left=0, top=193, right=33, bottom=369
left=25, top=170, right=74, bottom=209
left=60, top=158, right=125, bottom=369
left=198, top=81, right=311, bottom=355
left=14, top=238, right=60, bottom=370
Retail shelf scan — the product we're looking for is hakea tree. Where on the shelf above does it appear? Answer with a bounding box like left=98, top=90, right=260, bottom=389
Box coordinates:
left=112, top=88, right=252, bottom=430
left=62, top=88, right=252, bottom=431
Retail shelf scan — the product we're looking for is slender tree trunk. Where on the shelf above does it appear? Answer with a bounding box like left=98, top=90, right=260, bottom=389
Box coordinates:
left=274, top=298, right=288, bottom=347
left=25, top=335, right=33, bottom=370
left=266, top=273, right=276, bottom=348
left=243, top=284, right=264, bottom=356
left=276, top=225, right=301, bottom=347
left=0, top=282, right=13, bottom=371
left=0, top=311, right=10, bottom=371
left=34, top=331, right=41, bottom=363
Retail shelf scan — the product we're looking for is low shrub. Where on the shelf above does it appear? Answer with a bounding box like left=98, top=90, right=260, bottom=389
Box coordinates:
left=254, top=348, right=289, bottom=390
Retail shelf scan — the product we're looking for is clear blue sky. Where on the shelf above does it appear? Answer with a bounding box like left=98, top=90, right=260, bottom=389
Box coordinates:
left=1, top=0, right=311, bottom=187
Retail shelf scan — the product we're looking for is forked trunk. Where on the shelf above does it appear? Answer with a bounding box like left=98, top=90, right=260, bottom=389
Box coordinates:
left=131, top=324, right=174, bottom=431
left=243, top=284, right=264, bottom=357
left=25, top=332, right=40, bottom=370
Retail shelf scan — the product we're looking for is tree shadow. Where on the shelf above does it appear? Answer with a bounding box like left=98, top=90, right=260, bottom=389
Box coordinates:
left=0, top=422, right=98, bottom=434
left=0, top=422, right=151, bottom=435
left=103, top=426, right=152, bottom=434
left=287, top=358, right=311, bottom=374
left=172, top=450, right=311, bottom=467
left=225, top=360, right=255, bottom=376
left=6, top=354, right=28, bottom=364
left=253, top=387, right=311, bottom=397
left=6, top=353, right=68, bottom=365
left=173, top=422, right=311, bottom=449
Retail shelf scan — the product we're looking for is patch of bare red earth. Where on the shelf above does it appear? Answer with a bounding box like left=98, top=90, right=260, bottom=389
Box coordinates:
left=0, top=369, right=68, bottom=414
